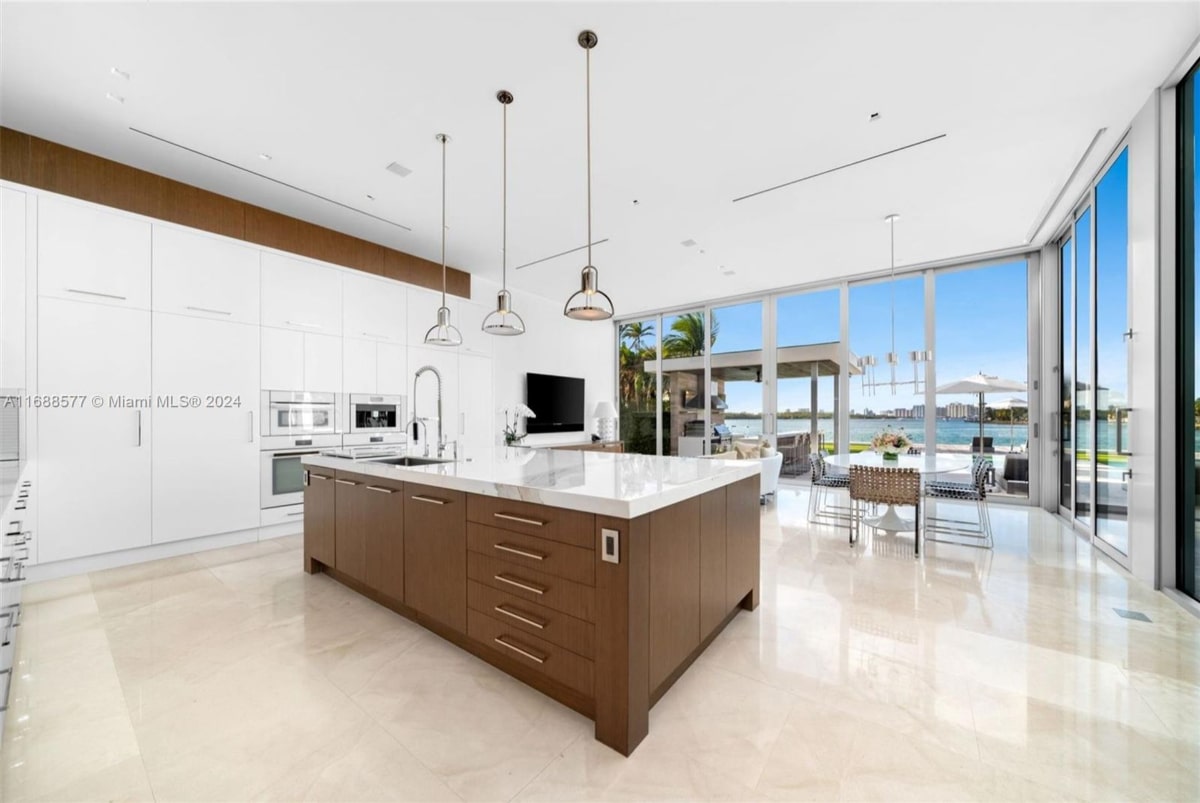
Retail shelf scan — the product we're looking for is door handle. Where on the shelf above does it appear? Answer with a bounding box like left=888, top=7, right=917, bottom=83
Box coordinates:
left=185, top=305, right=233, bottom=316
left=410, top=495, right=447, bottom=505
left=66, top=288, right=126, bottom=301
left=248, top=411, right=255, bottom=443
left=334, top=479, right=359, bottom=486
left=366, top=485, right=395, bottom=494
left=136, top=410, right=142, bottom=447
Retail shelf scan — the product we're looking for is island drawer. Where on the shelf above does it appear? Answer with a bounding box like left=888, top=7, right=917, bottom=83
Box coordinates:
left=468, top=580, right=594, bottom=659
left=468, top=609, right=594, bottom=697
left=468, top=552, right=595, bottom=622
left=467, top=496, right=595, bottom=550
left=467, top=522, right=595, bottom=586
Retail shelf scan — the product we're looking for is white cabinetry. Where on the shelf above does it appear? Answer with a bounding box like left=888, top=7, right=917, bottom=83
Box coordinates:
left=261, top=327, right=341, bottom=393
left=37, top=297, right=151, bottom=562
left=406, top=287, right=441, bottom=345
left=458, top=353, right=495, bottom=454
left=408, top=345, right=458, bottom=453
left=1, top=188, right=26, bottom=390
left=344, top=272, right=405, bottom=342
left=152, top=226, right=260, bottom=323
left=458, top=298, right=493, bottom=358
left=343, top=338, right=408, bottom=395
left=304, top=333, right=342, bottom=393
left=260, top=252, right=342, bottom=334
left=152, top=313, right=260, bottom=543
left=38, top=195, right=151, bottom=308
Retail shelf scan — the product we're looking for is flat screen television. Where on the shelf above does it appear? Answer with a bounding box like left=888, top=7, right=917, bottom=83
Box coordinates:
left=525, top=372, right=585, bottom=434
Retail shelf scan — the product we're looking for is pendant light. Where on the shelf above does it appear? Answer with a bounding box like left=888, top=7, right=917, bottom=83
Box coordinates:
left=424, top=133, right=463, bottom=347
left=563, top=29, right=614, bottom=321
left=859, top=213, right=930, bottom=395
left=482, top=90, right=526, bottom=336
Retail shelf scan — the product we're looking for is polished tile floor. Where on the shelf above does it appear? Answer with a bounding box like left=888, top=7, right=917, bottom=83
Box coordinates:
left=4, top=490, right=1199, bottom=801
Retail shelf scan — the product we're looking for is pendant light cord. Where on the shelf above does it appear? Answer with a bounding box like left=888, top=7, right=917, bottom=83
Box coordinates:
left=440, top=135, right=447, bottom=309
left=889, top=217, right=896, bottom=357
left=586, top=43, right=592, bottom=268
left=502, top=100, right=508, bottom=289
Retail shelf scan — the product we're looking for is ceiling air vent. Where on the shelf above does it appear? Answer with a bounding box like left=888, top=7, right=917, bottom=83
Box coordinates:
left=385, top=162, right=413, bottom=178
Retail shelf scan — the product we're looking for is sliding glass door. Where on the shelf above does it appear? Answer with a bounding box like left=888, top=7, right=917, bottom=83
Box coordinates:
left=1178, top=60, right=1199, bottom=602
left=1059, top=236, right=1075, bottom=513
left=775, top=288, right=841, bottom=469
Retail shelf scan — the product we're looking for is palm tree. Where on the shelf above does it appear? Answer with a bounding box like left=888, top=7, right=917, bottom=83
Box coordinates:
left=663, top=312, right=718, bottom=357
left=620, top=321, right=654, bottom=354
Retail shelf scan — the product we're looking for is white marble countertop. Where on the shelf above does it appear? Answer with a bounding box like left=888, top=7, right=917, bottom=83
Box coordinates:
left=303, top=447, right=760, bottom=519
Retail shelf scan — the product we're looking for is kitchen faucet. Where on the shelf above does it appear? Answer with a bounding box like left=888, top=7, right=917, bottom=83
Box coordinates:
left=411, top=365, right=449, bottom=458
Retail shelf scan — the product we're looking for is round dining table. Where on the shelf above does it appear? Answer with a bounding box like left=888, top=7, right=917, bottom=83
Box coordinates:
left=824, top=452, right=975, bottom=531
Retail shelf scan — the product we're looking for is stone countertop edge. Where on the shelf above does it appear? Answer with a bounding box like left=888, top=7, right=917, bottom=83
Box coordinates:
left=302, top=451, right=760, bottom=519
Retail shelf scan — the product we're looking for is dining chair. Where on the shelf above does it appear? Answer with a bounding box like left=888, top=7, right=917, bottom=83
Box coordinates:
left=848, top=465, right=922, bottom=557
left=923, top=456, right=993, bottom=549
left=808, top=451, right=850, bottom=522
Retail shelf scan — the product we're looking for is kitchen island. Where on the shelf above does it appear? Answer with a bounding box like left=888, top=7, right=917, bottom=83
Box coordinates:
left=302, top=447, right=760, bottom=756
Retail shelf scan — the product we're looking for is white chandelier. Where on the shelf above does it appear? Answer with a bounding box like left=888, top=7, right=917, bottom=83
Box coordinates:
left=859, top=214, right=931, bottom=395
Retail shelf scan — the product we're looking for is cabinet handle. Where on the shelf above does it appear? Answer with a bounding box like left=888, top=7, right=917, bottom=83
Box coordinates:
left=0, top=668, right=11, bottom=712
left=185, top=305, right=233, bottom=316
left=411, top=495, right=448, bottom=505
left=366, top=485, right=395, bottom=494
left=493, top=512, right=546, bottom=528
left=286, top=320, right=324, bottom=330
left=334, top=479, right=359, bottom=486
left=361, top=331, right=388, bottom=339
left=492, top=636, right=546, bottom=664
left=493, top=604, right=547, bottom=629
left=286, top=510, right=305, bottom=516
left=309, top=474, right=331, bottom=481
left=493, top=573, right=546, bottom=595
left=248, top=411, right=255, bottom=443
left=136, top=410, right=142, bottom=447
left=67, top=288, right=127, bottom=301
left=494, top=543, right=546, bottom=561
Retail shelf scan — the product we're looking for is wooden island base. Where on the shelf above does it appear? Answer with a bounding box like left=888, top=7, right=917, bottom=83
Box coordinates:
left=304, top=469, right=760, bottom=756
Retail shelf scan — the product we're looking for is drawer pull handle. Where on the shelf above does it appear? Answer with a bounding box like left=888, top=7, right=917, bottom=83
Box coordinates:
left=286, top=511, right=305, bottom=516
left=366, top=486, right=395, bottom=494
left=493, top=605, right=547, bottom=629
left=411, top=495, right=448, bottom=505
left=493, top=573, right=546, bottom=595
left=334, top=479, right=359, bottom=486
left=494, top=512, right=546, bottom=527
left=493, top=636, right=546, bottom=664
left=67, top=288, right=127, bottom=301
left=185, top=305, right=233, bottom=316
left=309, top=474, right=331, bottom=482
left=494, top=543, right=546, bottom=561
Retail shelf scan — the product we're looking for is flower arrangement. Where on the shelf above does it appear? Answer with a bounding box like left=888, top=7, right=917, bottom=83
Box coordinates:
left=870, top=427, right=913, bottom=460
left=503, top=404, right=537, bottom=446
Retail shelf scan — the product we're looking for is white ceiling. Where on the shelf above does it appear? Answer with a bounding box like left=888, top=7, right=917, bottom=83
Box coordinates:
left=3, top=2, right=1197, bottom=316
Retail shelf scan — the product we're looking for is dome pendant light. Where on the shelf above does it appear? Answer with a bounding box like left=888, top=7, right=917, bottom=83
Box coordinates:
left=482, top=90, right=526, bottom=336
left=564, top=30, right=614, bottom=321
left=424, top=133, right=463, bottom=347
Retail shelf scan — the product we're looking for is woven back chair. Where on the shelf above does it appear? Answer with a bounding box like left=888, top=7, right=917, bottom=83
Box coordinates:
left=848, top=465, right=922, bottom=557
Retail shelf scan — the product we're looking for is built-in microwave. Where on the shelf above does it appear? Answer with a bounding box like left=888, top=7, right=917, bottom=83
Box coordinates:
left=348, top=394, right=405, bottom=434
left=261, top=391, right=337, bottom=438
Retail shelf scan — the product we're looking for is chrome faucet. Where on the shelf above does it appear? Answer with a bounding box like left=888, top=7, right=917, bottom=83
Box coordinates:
left=412, top=365, right=443, bottom=458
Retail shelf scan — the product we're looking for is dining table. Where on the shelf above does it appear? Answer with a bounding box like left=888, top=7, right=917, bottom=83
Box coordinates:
left=824, top=452, right=975, bottom=531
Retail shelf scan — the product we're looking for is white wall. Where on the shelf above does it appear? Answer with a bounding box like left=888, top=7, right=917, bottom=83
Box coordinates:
left=474, top=278, right=616, bottom=447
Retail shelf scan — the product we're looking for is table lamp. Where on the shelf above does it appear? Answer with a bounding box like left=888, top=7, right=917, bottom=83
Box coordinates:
left=593, top=400, right=618, bottom=443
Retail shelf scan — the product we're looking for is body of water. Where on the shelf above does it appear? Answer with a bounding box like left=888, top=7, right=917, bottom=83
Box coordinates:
left=722, top=416, right=1126, bottom=452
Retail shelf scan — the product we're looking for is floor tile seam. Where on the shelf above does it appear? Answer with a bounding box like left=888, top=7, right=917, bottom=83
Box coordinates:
left=744, top=693, right=800, bottom=794
left=503, top=729, right=586, bottom=803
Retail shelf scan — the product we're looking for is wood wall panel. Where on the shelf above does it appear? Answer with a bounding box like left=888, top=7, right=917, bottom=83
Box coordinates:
left=648, top=496, right=701, bottom=692
left=0, top=127, right=470, bottom=297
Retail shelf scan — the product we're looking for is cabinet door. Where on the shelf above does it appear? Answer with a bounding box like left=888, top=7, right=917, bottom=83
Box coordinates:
left=1, top=189, right=26, bottom=390
left=363, top=477, right=404, bottom=601
left=376, top=342, right=408, bottom=396
left=458, top=299, right=493, bottom=358
left=153, top=226, right=260, bottom=323
left=344, top=272, right=405, bottom=343
left=38, top=195, right=151, bottom=309
left=408, top=345, right=457, bottom=452
left=304, top=333, right=343, bottom=393
left=458, top=354, right=494, bottom=452
left=304, top=468, right=336, bottom=568
left=37, top=298, right=151, bottom=562
left=152, top=313, right=260, bottom=544
left=334, top=473, right=369, bottom=583
left=343, top=338, right=377, bottom=395
left=404, top=483, right=466, bottom=632
left=261, top=327, right=305, bottom=390
left=405, top=287, right=442, bottom=346
left=260, top=252, right=343, bottom=334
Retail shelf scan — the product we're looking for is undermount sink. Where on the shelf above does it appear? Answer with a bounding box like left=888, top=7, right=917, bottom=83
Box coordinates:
left=367, top=455, right=453, bottom=467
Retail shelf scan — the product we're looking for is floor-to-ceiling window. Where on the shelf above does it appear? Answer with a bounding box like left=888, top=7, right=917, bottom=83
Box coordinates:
left=934, top=260, right=1030, bottom=497
left=710, top=301, right=764, bottom=449
left=1179, top=59, right=1199, bottom=600
left=775, top=289, right=842, bottom=458
left=661, top=309, right=710, bottom=456
left=617, top=318, right=660, bottom=455
left=1074, top=207, right=1093, bottom=527
left=1059, top=236, right=1075, bottom=511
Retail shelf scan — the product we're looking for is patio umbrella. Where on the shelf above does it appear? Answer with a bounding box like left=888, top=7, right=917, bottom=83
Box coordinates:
left=987, top=396, right=1028, bottom=452
left=935, top=372, right=1028, bottom=453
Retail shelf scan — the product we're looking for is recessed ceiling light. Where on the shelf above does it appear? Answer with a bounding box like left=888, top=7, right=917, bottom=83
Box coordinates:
left=110, top=67, right=130, bottom=80
left=723, top=269, right=736, bottom=276
left=258, top=153, right=272, bottom=161
left=385, top=161, right=413, bottom=178
left=681, top=239, right=697, bottom=247
left=366, top=194, right=375, bottom=201
left=869, top=112, right=881, bottom=121
left=699, top=249, right=706, bottom=254
left=632, top=199, right=640, bottom=205
left=105, top=92, right=124, bottom=104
